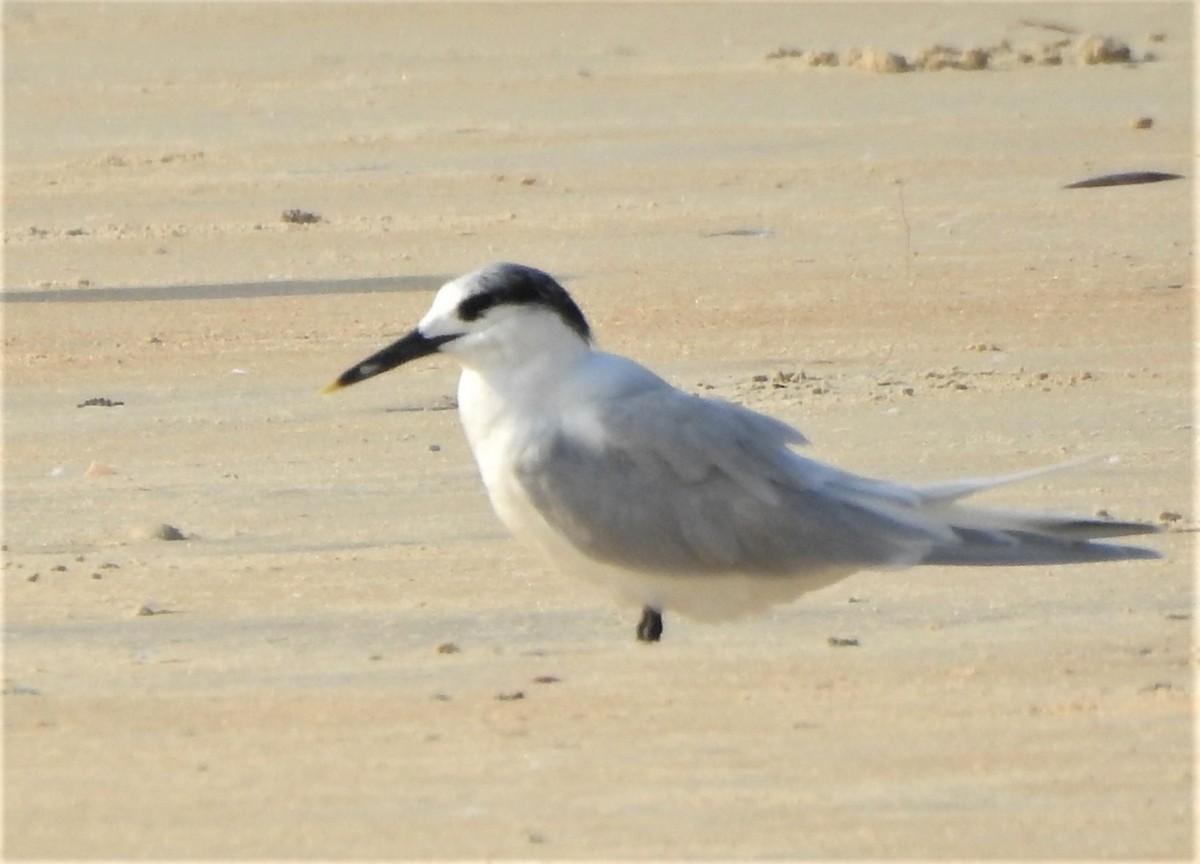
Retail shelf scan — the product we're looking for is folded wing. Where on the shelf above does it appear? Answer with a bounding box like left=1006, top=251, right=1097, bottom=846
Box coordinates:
left=514, top=380, right=1160, bottom=576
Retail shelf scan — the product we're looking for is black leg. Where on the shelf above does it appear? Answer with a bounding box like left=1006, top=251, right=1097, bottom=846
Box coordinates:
left=636, top=606, right=663, bottom=642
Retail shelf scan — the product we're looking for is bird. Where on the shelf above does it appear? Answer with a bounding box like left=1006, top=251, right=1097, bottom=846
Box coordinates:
left=323, top=262, right=1161, bottom=643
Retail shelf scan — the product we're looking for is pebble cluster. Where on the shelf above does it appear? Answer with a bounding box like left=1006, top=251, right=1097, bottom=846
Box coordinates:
left=767, top=30, right=1154, bottom=72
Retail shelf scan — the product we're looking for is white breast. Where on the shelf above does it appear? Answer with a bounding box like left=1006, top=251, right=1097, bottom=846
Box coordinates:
left=456, top=369, right=551, bottom=543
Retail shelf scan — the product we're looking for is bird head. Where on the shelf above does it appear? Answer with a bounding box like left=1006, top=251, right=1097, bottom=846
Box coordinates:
left=322, top=262, right=591, bottom=392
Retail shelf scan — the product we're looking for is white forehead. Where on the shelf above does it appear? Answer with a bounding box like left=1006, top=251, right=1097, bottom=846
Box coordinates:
left=418, top=275, right=473, bottom=334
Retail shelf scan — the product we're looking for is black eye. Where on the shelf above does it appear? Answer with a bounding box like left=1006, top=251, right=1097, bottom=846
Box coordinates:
left=459, top=293, right=495, bottom=322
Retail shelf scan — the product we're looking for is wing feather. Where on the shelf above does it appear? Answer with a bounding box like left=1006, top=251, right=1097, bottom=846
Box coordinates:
left=514, top=381, right=940, bottom=575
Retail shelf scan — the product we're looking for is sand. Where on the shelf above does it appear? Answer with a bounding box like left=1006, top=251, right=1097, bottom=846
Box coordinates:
left=3, top=3, right=1193, bottom=859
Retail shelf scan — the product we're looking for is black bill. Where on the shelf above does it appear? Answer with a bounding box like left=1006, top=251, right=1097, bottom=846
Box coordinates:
left=322, top=329, right=456, bottom=393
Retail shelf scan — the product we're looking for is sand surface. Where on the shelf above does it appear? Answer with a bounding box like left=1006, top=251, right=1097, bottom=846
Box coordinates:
left=3, top=3, right=1194, bottom=859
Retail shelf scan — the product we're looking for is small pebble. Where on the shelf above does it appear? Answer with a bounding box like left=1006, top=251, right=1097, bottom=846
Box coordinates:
left=1076, top=34, right=1132, bottom=64
left=800, top=50, right=839, bottom=67
left=136, top=602, right=175, bottom=616
left=846, top=47, right=909, bottom=73
left=131, top=523, right=186, bottom=541
left=84, top=461, right=116, bottom=477
left=436, top=642, right=461, bottom=654
left=1131, top=116, right=1153, bottom=129
left=281, top=208, right=321, bottom=224
left=959, top=48, right=990, bottom=70
left=765, top=46, right=805, bottom=60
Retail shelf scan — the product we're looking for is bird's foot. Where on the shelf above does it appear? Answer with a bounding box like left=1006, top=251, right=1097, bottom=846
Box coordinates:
left=636, top=606, right=663, bottom=642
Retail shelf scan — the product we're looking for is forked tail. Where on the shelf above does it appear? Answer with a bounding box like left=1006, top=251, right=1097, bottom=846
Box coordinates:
left=912, top=461, right=1162, bottom=566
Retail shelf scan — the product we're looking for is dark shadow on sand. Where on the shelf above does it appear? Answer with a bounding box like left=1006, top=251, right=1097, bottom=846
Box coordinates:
left=0, top=274, right=452, bottom=304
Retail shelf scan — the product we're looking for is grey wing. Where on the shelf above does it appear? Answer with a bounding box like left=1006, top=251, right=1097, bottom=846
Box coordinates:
left=513, top=387, right=948, bottom=576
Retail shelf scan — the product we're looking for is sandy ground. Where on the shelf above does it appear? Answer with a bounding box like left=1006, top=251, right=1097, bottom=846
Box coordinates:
left=2, top=3, right=1194, bottom=860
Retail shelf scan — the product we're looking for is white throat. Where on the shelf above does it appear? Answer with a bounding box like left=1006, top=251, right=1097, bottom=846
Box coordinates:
left=449, top=308, right=586, bottom=466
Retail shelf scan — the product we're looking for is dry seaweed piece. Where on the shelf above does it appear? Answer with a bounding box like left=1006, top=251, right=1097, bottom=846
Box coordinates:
left=1065, top=172, right=1183, bottom=189
left=281, top=209, right=321, bottom=224
left=76, top=397, right=124, bottom=407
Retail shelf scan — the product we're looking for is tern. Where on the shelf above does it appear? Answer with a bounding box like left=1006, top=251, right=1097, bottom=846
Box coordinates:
left=324, top=263, right=1160, bottom=642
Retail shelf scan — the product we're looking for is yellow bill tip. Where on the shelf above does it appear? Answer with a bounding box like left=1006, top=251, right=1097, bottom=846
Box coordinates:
left=319, top=380, right=345, bottom=396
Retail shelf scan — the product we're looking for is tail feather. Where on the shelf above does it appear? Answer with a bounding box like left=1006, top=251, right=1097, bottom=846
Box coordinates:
left=992, top=512, right=1161, bottom=541
left=914, top=457, right=1097, bottom=504
left=908, top=459, right=1162, bottom=566
left=922, top=526, right=1162, bottom=567
left=942, top=507, right=1162, bottom=541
